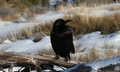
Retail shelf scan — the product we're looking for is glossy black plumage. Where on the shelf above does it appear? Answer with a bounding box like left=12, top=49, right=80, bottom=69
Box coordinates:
left=50, top=19, right=75, bottom=61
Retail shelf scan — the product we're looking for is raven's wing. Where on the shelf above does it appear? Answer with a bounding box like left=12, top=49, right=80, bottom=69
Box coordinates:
left=64, top=28, right=75, bottom=54
left=50, top=31, right=59, bottom=55
left=50, top=28, right=75, bottom=54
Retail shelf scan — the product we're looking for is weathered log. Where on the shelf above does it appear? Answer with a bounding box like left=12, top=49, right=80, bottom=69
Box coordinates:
left=0, top=52, right=76, bottom=71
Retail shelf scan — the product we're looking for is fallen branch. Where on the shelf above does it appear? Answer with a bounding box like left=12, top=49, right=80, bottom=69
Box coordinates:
left=0, top=52, right=76, bottom=71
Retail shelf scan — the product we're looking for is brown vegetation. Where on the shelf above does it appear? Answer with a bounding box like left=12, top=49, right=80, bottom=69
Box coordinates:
left=0, top=1, right=120, bottom=63
left=0, top=0, right=49, bottom=21
left=64, top=13, right=120, bottom=35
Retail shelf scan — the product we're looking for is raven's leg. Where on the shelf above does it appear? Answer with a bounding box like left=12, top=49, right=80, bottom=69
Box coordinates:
left=53, top=50, right=59, bottom=60
left=53, top=52, right=59, bottom=60
left=64, top=54, right=70, bottom=62
left=64, top=57, right=69, bottom=62
left=53, top=55, right=59, bottom=60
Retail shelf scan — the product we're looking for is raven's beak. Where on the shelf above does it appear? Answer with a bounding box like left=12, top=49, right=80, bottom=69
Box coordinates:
left=65, top=20, right=72, bottom=23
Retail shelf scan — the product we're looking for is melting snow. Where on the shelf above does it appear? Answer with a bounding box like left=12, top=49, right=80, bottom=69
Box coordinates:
left=0, top=3, right=120, bottom=72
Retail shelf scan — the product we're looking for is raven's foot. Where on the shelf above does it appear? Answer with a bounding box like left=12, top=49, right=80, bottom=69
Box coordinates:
left=64, top=58, right=69, bottom=62
left=64, top=57, right=70, bottom=62
left=53, top=56, right=59, bottom=60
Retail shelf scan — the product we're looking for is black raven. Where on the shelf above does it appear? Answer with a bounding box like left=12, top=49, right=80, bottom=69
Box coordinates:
left=50, top=18, right=75, bottom=62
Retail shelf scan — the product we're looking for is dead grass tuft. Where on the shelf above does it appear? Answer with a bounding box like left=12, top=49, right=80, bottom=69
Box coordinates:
left=64, top=13, right=120, bottom=35
left=5, top=21, right=53, bottom=43
left=21, top=27, right=33, bottom=38
left=8, top=32, right=21, bottom=42
left=104, top=48, right=116, bottom=58
left=72, top=48, right=100, bottom=62
left=88, top=48, right=100, bottom=61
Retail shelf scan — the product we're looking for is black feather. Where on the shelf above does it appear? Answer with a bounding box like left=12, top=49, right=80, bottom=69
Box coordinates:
left=50, top=18, right=75, bottom=62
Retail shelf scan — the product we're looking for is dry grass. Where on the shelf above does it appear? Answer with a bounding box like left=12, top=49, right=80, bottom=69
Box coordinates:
left=56, top=3, right=120, bottom=38
left=64, top=13, right=120, bottom=35
left=0, top=2, right=120, bottom=63
left=0, top=7, right=20, bottom=21
left=70, top=41, right=119, bottom=62
left=70, top=46, right=119, bottom=63
left=71, top=48, right=100, bottom=62
left=0, top=1, right=47, bottom=21
left=8, top=32, right=20, bottom=42
left=2, top=14, right=20, bottom=21
left=56, top=2, right=114, bottom=14
left=38, top=48, right=55, bottom=55
left=56, top=3, right=91, bottom=14
left=28, top=6, right=47, bottom=14
left=5, top=21, right=53, bottom=42
left=58, top=3, right=120, bottom=36
left=104, top=48, right=116, bottom=58
left=39, top=46, right=119, bottom=63
left=21, top=27, right=33, bottom=38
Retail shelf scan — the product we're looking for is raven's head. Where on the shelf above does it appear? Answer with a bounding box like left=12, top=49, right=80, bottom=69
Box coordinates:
left=53, top=19, right=72, bottom=30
